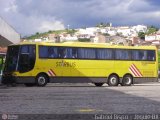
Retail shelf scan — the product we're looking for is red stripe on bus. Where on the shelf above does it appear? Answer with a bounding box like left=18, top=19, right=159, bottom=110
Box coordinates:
left=132, top=64, right=143, bottom=77
left=50, top=69, right=56, bottom=76
left=49, top=70, right=55, bottom=76
left=48, top=70, right=53, bottom=76
left=131, top=64, right=141, bottom=77
left=129, top=67, right=138, bottom=77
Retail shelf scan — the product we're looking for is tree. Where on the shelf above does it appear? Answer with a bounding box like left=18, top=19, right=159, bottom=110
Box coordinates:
left=48, top=30, right=52, bottom=33
left=103, top=33, right=110, bottom=36
left=138, top=32, right=145, bottom=40
left=96, top=22, right=111, bottom=27
left=96, top=22, right=106, bottom=27
left=67, top=29, right=77, bottom=35
left=146, top=26, right=159, bottom=35
left=36, top=32, right=40, bottom=35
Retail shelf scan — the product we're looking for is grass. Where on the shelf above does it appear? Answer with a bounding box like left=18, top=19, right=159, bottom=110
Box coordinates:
left=24, top=29, right=77, bottom=40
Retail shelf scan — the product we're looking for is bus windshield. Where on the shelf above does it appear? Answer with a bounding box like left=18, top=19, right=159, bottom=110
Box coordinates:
left=4, top=45, right=36, bottom=73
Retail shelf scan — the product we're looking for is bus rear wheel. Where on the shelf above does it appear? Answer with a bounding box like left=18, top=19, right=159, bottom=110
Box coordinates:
left=121, top=75, right=132, bottom=86
left=36, top=74, right=48, bottom=87
left=94, top=83, right=104, bottom=87
left=108, top=75, right=119, bottom=86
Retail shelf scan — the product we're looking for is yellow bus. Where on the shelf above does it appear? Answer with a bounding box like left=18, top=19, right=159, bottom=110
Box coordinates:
left=2, top=42, right=158, bottom=87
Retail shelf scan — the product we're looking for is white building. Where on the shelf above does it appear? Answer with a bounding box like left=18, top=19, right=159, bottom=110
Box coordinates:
left=63, top=34, right=78, bottom=41
left=77, top=28, right=96, bottom=38
left=59, top=34, right=78, bottom=42
left=156, top=34, right=160, bottom=40
left=145, top=35, right=156, bottom=41
left=132, top=25, right=147, bottom=33
left=86, top=27, right=98, bottom=33
left=0, top=17, right=20, bottom=46
left=117, top=28, right=132, bottom=37
left=145, top=34, right=160, bottom=41
left=108, top=30, right=117, bottom=36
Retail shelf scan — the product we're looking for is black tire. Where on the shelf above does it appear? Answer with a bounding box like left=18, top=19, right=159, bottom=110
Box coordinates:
left=108, top=75, right=119, bottom=86
left=121, top=75, right=132, bottom=86
left=24, top=83, right=36, bottom=87
left=94, top=83, right=104, bottom=87
left=36, top=74, right=48, bottom=87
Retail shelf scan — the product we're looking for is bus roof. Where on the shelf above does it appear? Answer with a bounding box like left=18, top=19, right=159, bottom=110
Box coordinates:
left=9, top=41, right=157, bottom=50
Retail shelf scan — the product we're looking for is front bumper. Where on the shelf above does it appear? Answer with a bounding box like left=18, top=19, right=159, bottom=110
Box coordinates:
left=1, top=73, right=16, bottom=84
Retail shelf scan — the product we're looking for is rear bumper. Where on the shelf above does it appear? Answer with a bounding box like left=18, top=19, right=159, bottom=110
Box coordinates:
left=133, top=77, right=158, bottom=84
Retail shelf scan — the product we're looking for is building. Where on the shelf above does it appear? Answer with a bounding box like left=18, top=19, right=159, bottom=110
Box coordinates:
left=105, top=36, right=129, bottom=45
left=132, top=25, right=147, bottom=33
left=0, top=17, right=20, bottom=47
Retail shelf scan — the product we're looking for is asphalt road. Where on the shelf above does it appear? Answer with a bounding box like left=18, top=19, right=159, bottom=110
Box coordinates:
left=0, top=83, right=160, bottom=120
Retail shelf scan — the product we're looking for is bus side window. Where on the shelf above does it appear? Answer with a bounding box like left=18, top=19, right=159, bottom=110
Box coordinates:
left=57, top=48, right=64, bottom=58
left=48, top=47, right=58, bottom=58
left=72, top=48, right=77, bottom=58
left=63, top=49, right=67, bottom=58
left=58, top=48, right=77, bottom=59
left=147, top=50, right=155, bottom=61
left=139, top=51, right=147, bottom=60
left=64, top=48, right=75, bottom=58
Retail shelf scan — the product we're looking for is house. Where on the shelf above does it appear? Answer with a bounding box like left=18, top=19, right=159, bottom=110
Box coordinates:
left=105, top=36, right=129, bottom=45
left=144, top=31, right=160, bottom=45
left=132, top=25, right=147, bottom=33
left=117, top=28, right=132, bottom=37
left=97, top=34, right=106, bottom=43
left=76, top=28, right=96, bottom=39
left=59, top=34, right=78, bottom=42
left=145, top=34, right=156, bottom=41
left=48, top=34, right=61, bottom=42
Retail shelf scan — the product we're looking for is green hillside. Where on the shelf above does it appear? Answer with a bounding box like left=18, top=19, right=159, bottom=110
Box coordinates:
left=24, top=29, right=77, bottom=40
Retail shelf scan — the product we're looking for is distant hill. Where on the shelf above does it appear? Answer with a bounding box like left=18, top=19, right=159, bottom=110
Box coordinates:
left=24, top=29, right=77, bottom=40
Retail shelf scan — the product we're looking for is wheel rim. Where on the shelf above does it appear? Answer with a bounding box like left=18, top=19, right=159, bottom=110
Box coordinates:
left=110, top=77, right=117, bottom=85
left=124, top=77, right=131, bottom=85
left=38, top=76, right=46, bottom=85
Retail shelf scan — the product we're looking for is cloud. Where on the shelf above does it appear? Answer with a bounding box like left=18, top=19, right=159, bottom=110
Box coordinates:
left=38, top=21, right=65, bottom=33
left=0, top=0, right=65, bottom=36
left=0, top=0, right=160, bottom=36
left=128, top=0, right=160, bottom=12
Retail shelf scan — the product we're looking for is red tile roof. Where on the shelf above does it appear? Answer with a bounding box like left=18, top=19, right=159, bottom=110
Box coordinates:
left=0, top=47, right=7, bottom=53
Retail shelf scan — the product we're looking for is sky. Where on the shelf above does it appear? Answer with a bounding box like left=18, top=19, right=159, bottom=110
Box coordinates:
left=0, top=0, right=160, bottom=36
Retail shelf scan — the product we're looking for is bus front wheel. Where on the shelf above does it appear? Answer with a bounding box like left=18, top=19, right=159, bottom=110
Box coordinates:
left=36, top=74, right=48, bottom=87
left=121, top=75, right=132, bottom=86
left=108, top=75, right=119, bottom=86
